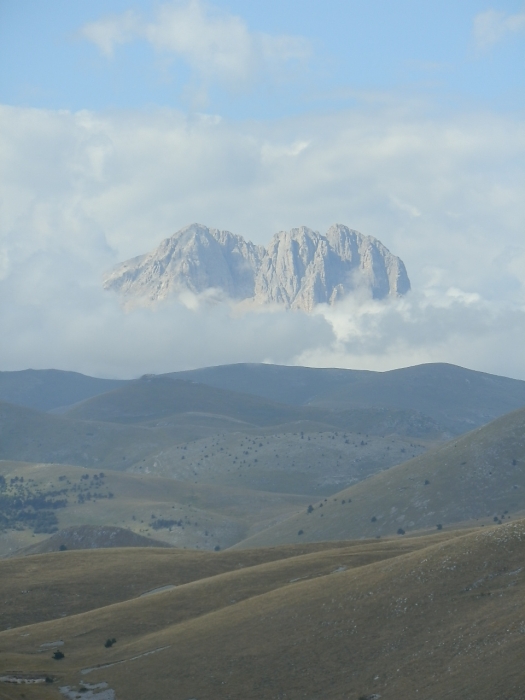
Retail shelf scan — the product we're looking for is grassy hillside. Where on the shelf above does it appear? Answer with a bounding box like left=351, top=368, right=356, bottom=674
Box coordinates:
left=130, top=428, right=429, bottom=496
left=0, top=522, right=524, bottom=699
left=0, top=461, right=310, bottom=556
left=1, top=536, right=454, bottom=630
left=0, top=401, right=181, bottom=470
left=235, top=406, right=525, bottom=547
left=15, top=525, right=173, bottom=556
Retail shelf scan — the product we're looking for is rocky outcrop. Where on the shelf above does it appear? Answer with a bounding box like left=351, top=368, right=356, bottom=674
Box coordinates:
left=103, top=223, right=410, bottom=311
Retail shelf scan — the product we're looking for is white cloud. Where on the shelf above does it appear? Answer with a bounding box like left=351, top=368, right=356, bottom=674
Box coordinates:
left=473, top=9, right=525, bottom=50
left=80, top=0, right=310, bottom=95
left=0, top=101, right=525, bottom=378
left=81, top=10, right=141, bottom=58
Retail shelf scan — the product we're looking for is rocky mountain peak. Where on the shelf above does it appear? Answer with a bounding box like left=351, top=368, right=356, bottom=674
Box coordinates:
left=103, top=223, right=410, bottom=311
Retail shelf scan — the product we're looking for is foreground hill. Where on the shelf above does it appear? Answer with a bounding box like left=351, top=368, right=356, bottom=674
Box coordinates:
left=236, top=406, right=525, bottom=547
left=0, top=522, right=524, bottom=699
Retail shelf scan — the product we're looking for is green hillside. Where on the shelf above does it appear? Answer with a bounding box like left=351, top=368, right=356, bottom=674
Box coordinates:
left=0, top=460, right=310, bottom=556
left=235, top=406, right=525, bottom=547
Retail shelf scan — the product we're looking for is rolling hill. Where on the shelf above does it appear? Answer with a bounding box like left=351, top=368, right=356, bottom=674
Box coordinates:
left=0, top=521, right=524, bottom=699
left=235, top=406, right=525, bottom=548
left=0, top=460, right=310, bottom=556
left=169, top=361, right=525, bottom=434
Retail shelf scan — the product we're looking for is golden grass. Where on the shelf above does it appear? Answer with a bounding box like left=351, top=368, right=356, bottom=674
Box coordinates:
left=3, top=523, right=523, bottom=698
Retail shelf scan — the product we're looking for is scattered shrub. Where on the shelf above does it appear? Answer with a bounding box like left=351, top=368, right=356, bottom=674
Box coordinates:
left=371, top=516, right=377, bottom=522
left=436, top=524, right=443, bottom=530
left=104, top=638, right=117, bottom=648
left=59, top=544, right=67, bottom=551
left=397, top=528, right=405, bottom=535
left=298, top=530, right=304, bottom=536
left=214, top=545, right=221, bottom=551
left=307, top=505, right=314, bottom=513
left=52, top=650, right=64, bottom=660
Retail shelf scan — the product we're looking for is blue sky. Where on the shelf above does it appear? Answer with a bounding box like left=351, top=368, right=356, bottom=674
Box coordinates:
left=0, top=1, right=525, bottom=378
left=1, top=0, right=524, bottom=117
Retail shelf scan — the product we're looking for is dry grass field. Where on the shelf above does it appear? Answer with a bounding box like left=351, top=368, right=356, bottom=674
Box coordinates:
left=0, top=522, right=524, bottom=699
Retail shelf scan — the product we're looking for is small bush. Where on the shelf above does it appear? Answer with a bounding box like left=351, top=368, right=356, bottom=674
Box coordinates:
left=104, top=638, right=116, bottom=648
left=298, top=529, right=304, bottom=536
left=371, top=516, right=377, bottom=523
left=52, top=650, right=64, bottom=660
left=307, top=504, right=314, bottom=513
left=397, top=528, right=405, bottom=535
left=59, top=544, right=67, bottom=551
left=214, top=545, right=221, bottom=551
left=436, top=523, right=443, bottom=530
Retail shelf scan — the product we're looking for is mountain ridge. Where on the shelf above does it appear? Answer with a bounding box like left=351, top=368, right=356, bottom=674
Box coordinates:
left=103, top=222, right=410, bottom=310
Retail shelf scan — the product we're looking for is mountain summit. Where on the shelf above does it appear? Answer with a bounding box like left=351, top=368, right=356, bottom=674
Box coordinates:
left=103, top=223, right=410, bottom=311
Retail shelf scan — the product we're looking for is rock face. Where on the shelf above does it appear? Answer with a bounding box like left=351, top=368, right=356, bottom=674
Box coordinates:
left=103, top=223, right=410, bottom=311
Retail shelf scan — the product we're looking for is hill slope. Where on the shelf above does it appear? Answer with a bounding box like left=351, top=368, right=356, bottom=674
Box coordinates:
left=235, top=406, right=525, bottom=547
left=0, top=522, right=524, bottom=699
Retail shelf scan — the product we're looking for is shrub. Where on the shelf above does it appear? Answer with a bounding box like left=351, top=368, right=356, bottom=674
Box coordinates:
left=52, top=650, right=64, bottom=660
left=104, top=638, right=116, bottom=648
left=307, top=504, right=314, bottom=513
left=397, top=528, right=405, bottom=535
left=371, top=516, right=377, bottom=522
left=298, top=529, right=304, bottom=536
left=436, top=523, right=443, bottom=530
left=214, top=545, right=221, bottom=551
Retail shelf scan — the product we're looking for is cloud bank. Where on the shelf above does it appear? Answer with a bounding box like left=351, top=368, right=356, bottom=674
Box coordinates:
left=1, top=101, right=524, bottom=379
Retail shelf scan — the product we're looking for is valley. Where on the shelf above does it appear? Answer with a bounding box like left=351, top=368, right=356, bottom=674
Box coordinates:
left=1, top=361, right=524, bottom=698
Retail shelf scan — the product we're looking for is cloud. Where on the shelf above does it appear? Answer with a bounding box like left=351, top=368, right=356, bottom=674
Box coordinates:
left=81, top=10, right=141, bottom=58
left=0, top=100, right=524, bottom=378
left=80, top=1, right=310, bottom=95
left=473, top=9, right=525, bottom=50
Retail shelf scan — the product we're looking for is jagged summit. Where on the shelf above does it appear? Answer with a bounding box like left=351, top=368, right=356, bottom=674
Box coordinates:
left=103, top=223, right=410, bottom=311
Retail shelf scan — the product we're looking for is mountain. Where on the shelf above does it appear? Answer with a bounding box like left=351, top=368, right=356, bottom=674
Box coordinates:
left=168, top=361, right=525, bottom=434
left=0, top=369, right=124, bottom=412
left=234, top=406, right=525, bottom=548
left=103, top=222, right=410, bottom=310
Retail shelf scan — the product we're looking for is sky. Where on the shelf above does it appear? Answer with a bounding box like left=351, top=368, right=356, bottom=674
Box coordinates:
left=0, top=0, right=524, bottom=379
